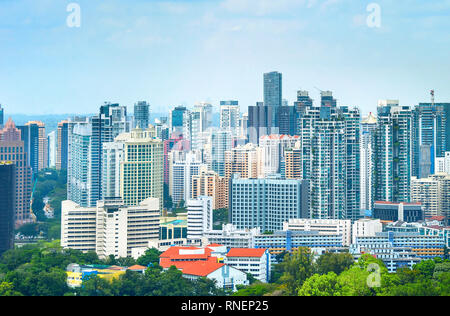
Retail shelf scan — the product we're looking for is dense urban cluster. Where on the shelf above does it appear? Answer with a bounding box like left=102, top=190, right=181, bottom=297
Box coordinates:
left=0, top=72, right=449, bottom=296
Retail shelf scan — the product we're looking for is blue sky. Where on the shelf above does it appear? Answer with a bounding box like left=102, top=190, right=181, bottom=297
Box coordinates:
left=1, top=0, right=449, bottom=116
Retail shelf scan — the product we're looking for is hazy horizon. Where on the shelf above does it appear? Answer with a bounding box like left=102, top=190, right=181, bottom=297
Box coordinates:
left=1, top=0, right=449, bottom=116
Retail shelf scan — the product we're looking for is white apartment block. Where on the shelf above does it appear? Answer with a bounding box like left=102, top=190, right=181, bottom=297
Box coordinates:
left=61, top=198, right=160, bottom=259
left=201, top=224, right=260, bottom=249
left=352, top=218, right=383, bottom=244
left=187, top=196, right=213, bottom=244
left=102, top=140, right=125, bottom=198
left=259, top=134, right=300, bottom=177
left=225, top=248, right=271, bottom=283
left=220, top=101, right=240, bottom=136
left=169, top=151, right=207, bottom=205
left=283, top=218, right=352, bottom=246
left=411, top=173, right=450, bottom=219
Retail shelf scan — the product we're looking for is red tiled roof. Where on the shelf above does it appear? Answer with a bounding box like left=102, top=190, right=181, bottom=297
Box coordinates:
left=207, top=244, right=223, bottom=248
left=160, top=246, right=213, bottom=260
left=227, top=248, right=267, bottom=258
left=161, top=261, right=225, bottom=277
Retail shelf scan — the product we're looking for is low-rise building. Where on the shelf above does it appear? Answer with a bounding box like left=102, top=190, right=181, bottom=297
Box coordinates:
left=201, top=224, right=260, bottom=249
left=284, top=218, right=352, bottom=246
left=226, top=248, right=271, bottom=283
left=61, top=197, right=160, bottom=259
left=159, top=245, right=249, bottom=291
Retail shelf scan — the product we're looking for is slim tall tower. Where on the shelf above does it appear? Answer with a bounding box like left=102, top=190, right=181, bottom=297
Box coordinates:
left=374, top=101, right=412, bottom=203
left=0, top=162, right=15, bottom=254
left=360, top=113, right=377, bottom=211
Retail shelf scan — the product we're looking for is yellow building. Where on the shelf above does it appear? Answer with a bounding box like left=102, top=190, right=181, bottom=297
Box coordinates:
left=120, top=128, right=164, bottom=210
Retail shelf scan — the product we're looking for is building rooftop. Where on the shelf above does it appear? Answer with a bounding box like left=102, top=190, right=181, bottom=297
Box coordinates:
left=227, top=248, right=267, bottom=258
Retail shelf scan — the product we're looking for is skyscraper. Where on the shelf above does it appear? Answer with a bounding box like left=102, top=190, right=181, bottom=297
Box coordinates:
left=229, top=175, right=309, bottom=232
left=247, top=103, right=277, bottom=145
left=120, top=128, right=164, bottom=210
left=56, top=120, right=69, bottom=170
left=264, top=71, right=282, bottom=108
left=0, top=119, right=32, bottom=227
left=412, top=102, right=447, bottom=178
left=211, top=129, right=232, bottom=177
left=47, top=131, right=57, bottom=168
left=134, top=101, right=150, bottom=129
left=0, top=162, right=14, bottom=254
left=374, top=101, right=412, bottom=203
left=170, top=106, right=189, bottom=136
left=360, top=113, right=377, bottom=211
left=169, top=151, right=206, bottom=205
left=220, top=101, right=240, bottom=136
left=0, top=104, right=4, bottom=128
left=297, top=97, right=360, bottom=220
left=91, top=103, right=129, bottom=202
left=259, top=135, right=300, bottom=177
left=320, top=91, right=337, bottom=107
left=67, top=122, right=95, bottom=207
left=18, top=121, right=48, bottom=174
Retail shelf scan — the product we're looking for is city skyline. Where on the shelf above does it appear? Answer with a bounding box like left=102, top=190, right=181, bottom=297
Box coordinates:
left=1, top=0, right=449, bottom=115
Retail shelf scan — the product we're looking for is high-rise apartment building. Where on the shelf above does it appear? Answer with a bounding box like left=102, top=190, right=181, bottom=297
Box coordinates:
left=297, top=99, right=361, bottom=221
left=67, top=122, right=95, bottom=207
left=0, top=104, right=4, bottom=128
left=360, top=113, right=377, bottom=211
left=412, top=102, right=447, bottom=178
left=284, top=142, right=302, bottom=180
left=0, top=162, right=15, bottom=254
left=374, top=101, right=412, bottom=203
left=169, top=151, right=206, bottom=206
left=91, top=103, right=130, bottom=202
left=191, top=168, right=227, bottom=210
left=47, top=131, right=57, bottom=168
left=0, top=119, right=32, bottom=226
left=134, top=101, right=150, bottom=129
left=229, top=175, right=309, bottom=232
left=187, top=196, right=213, bottom=244
left=320, top=91, right=337, bottom=107
left=411, top=173, right=450, bottom=219
left=170, top=106, right=189, bottom=136
left=56, top=120, right=69, bottom=170
left=224, top=143, right=261, bottom=182
left=220, top=101, right=240, bottom=136
left=247, top=103, right=277, bottom=145
left=211, top=129, right=232, bottom=177
left=120, top=128, right=163, bottom=210
left=18, top=121, right=48, bottom=174
left=259, top=134, right=300, bottom=177
left=102, top=138, right=126, bottom=199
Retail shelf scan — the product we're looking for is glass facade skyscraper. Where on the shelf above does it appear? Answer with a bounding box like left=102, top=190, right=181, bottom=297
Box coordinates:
left=134, top=101, right=150, bottom=129
left=0, top=162, right=14, bottom=254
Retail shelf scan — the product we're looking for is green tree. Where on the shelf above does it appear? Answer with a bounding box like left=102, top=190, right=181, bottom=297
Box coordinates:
left=315, top=252, right=354, bottom=275
left=278, top=247, right=314, bottom=295
left=136, top=248, right=161, bottom=267
left=0, top=282, right=22, bottom=296
left=298, top=272, right=340, bottom=296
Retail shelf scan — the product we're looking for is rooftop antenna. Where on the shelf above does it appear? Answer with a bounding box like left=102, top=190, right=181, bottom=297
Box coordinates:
left=431, top=90, right=435, bottom=106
